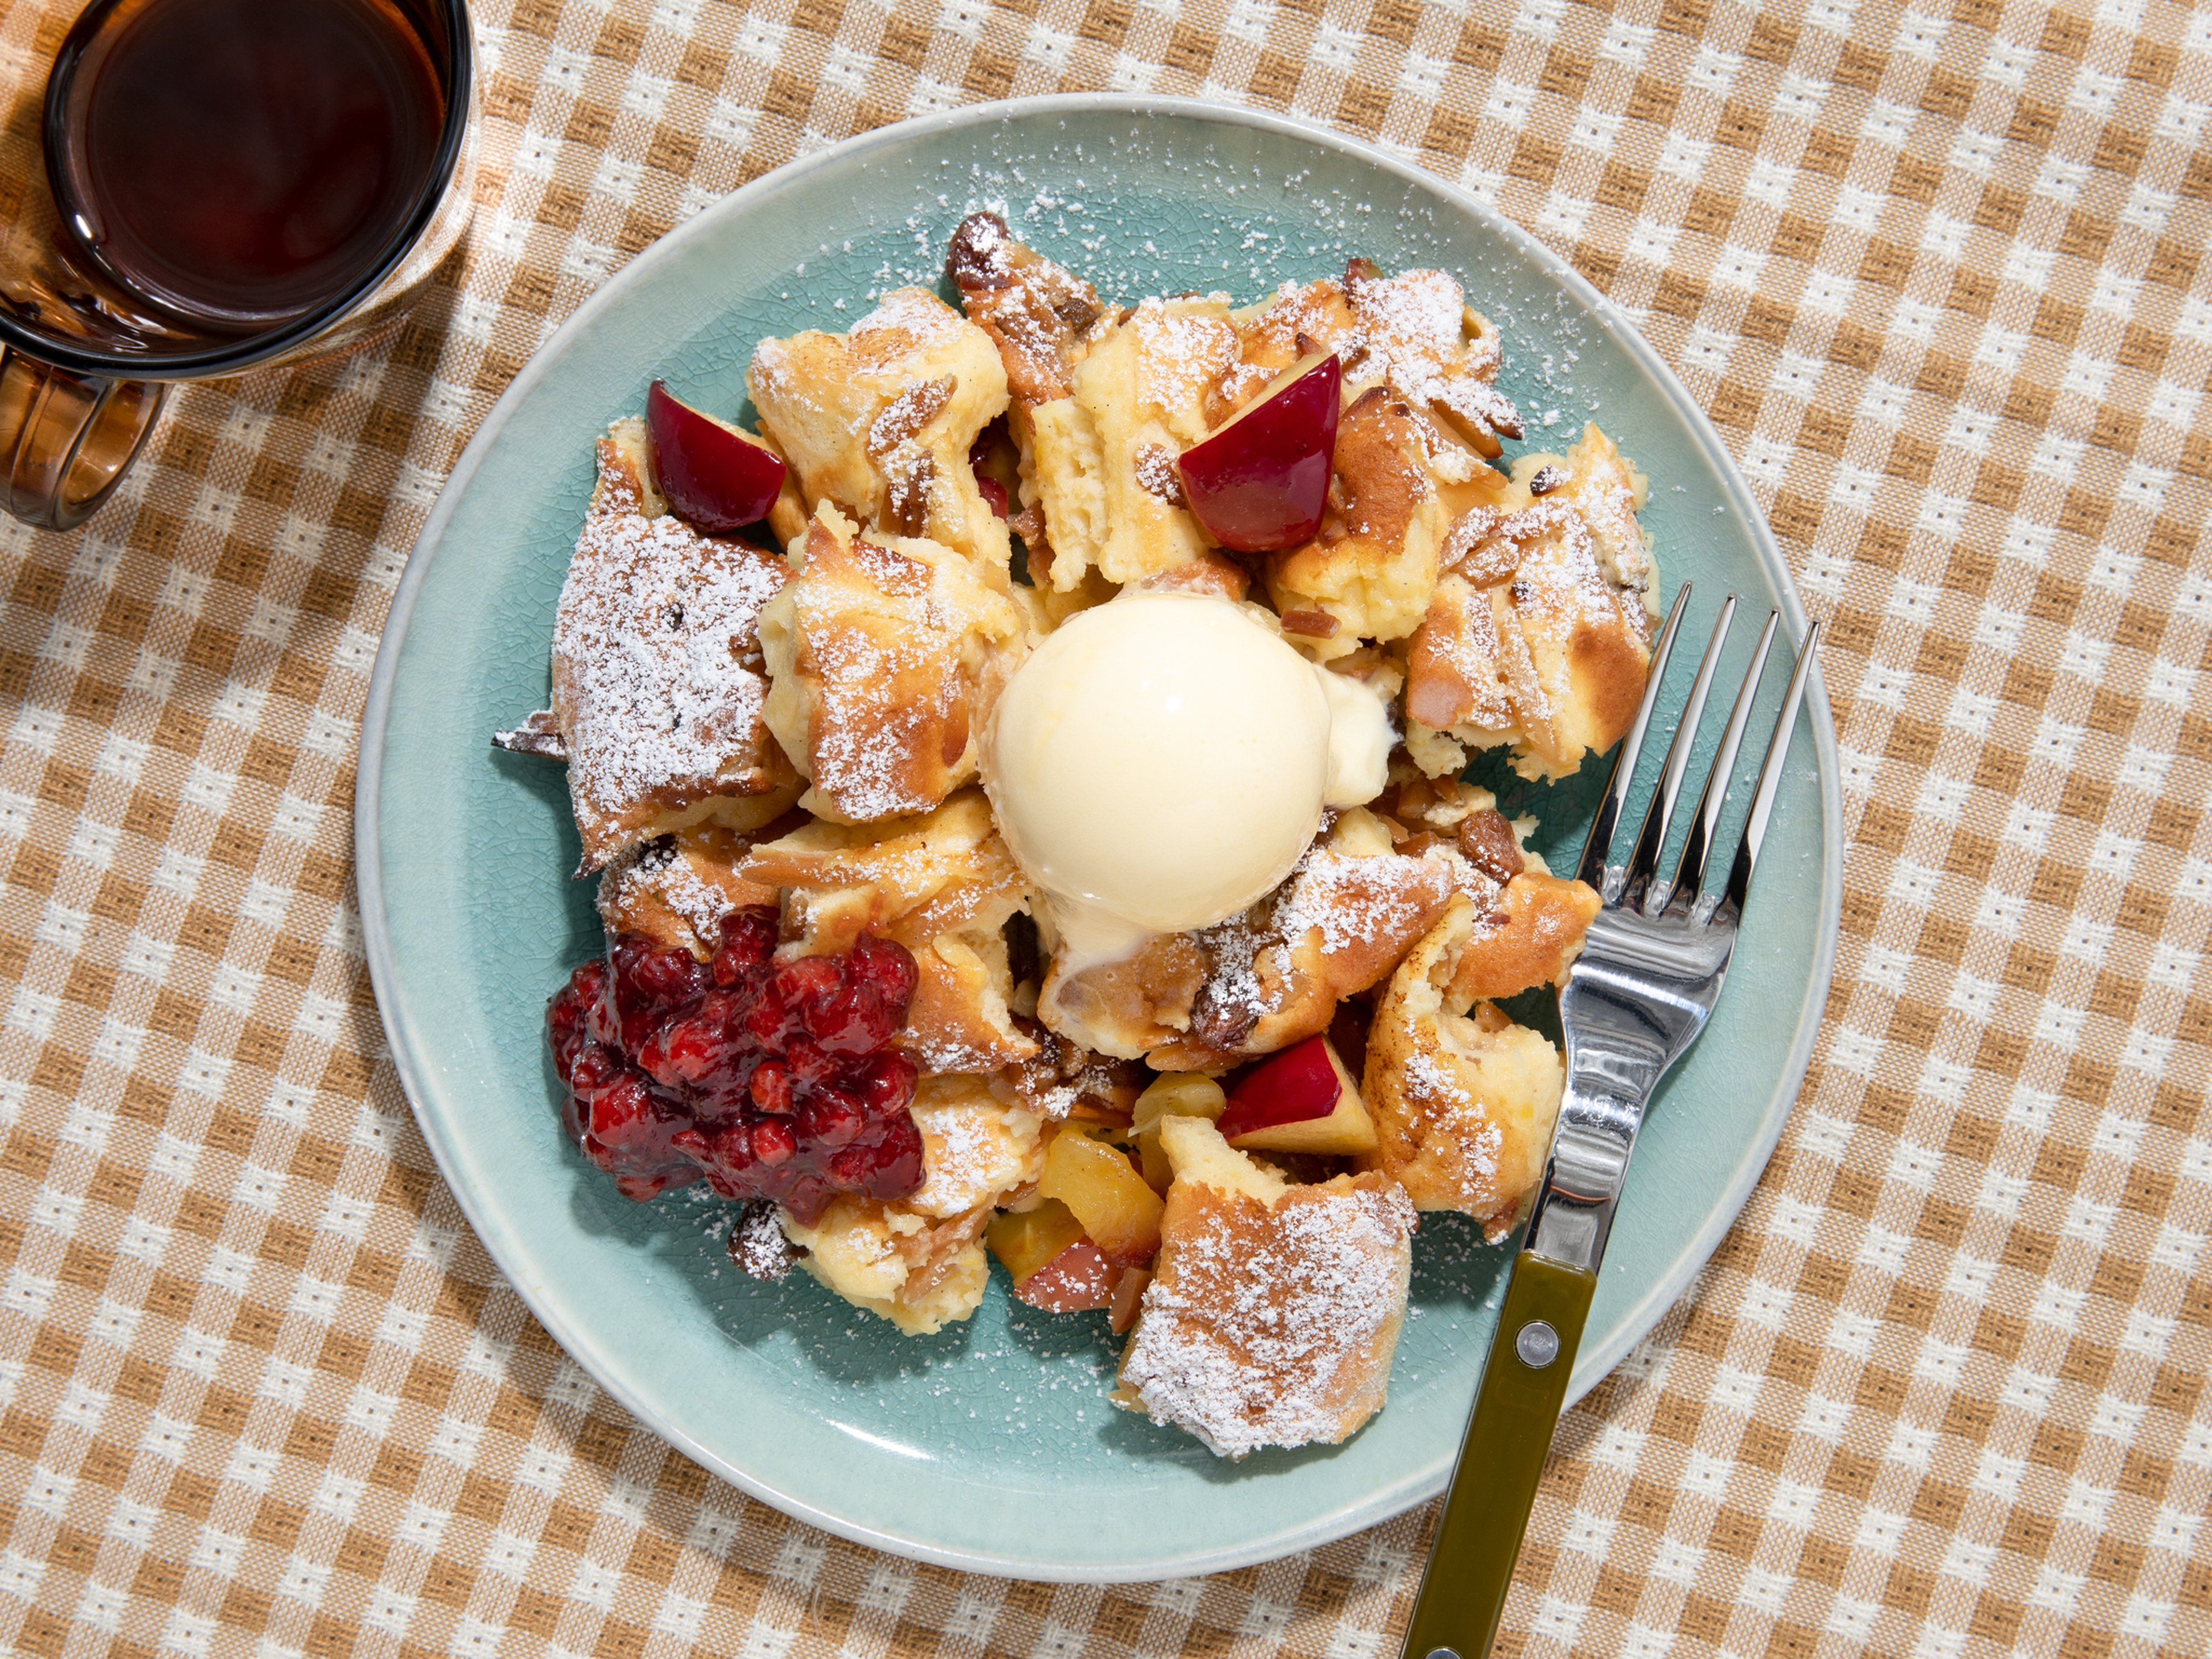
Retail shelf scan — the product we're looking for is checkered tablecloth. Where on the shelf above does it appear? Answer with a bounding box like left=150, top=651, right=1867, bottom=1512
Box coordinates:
left=3, top=0, right=2207, bottom=1654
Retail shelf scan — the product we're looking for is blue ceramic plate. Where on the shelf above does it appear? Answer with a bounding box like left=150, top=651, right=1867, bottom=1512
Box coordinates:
left=358, top=98, right=1840, bottom=1582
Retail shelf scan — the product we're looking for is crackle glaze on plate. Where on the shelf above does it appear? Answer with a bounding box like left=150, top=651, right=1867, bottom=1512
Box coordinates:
left=358, top=98, right=1842, bottom=1582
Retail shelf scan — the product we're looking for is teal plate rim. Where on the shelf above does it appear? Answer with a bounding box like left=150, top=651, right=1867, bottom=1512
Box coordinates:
left=357, top=94, right=1843, bottom=1582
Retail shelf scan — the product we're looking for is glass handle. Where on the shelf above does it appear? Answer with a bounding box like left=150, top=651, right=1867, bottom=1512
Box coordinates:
left=0, top=347, right=165, bottom=531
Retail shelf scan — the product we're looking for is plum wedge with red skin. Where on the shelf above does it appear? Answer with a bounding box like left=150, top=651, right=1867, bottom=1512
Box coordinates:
left=1176, top=353, right=1340, bottom=554
left=1217, top=1033, right=1381, bottom=1155
left=1016, top=1240, right=1119, bottom=1312
left=1217, top=1034, right=1343, bottom=1138
left=645, top=379, right=787, bottom=533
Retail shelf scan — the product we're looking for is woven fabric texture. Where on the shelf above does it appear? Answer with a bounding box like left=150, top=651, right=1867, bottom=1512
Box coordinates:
left=2, top=0, right=2208, bottom=1655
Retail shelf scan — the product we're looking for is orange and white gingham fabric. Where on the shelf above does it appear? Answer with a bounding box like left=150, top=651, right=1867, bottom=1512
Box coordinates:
left=1, top=1, right=2207, bottom=1655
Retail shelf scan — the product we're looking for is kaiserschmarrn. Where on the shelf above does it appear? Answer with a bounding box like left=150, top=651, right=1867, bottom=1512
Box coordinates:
left=505, top=213, right=1663, bottom=1460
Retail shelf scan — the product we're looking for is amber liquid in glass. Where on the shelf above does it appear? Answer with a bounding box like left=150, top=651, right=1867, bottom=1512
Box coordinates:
left=46, top=0, right=446, bottom=332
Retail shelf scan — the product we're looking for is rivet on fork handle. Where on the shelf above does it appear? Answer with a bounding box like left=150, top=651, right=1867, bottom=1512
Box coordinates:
left=1513, top=1321, right=1559, bottom=1368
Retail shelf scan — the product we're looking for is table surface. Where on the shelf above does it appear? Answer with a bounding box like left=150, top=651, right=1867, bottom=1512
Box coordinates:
left=1, top=2, right=2206, bottom=1657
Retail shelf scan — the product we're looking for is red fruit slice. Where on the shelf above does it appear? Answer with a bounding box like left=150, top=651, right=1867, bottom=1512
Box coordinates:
left=1217, top=1033, right=1378, bottom=1154
left=645, top=379, right=786, bottom=533
left=1015, top=1240, right=1120, bottom=1312
left=970, top=425, right=1016, bottom=520
left=1217, top=1035, right=1340, bottom=1137
left=1176, top=352, right=1340, bottom=554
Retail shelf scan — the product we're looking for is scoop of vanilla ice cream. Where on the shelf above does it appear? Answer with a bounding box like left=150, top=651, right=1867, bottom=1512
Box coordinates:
left=985, top=592, right=1392, bottom=958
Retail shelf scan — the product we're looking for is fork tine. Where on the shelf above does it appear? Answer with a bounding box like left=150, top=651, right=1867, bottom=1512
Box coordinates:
left=1718, top=618, right=1823, bottom=922
left=1622, top=596, right=1736, bottom=911
left=1574, top=583, right=1692, bottom=891
left=1664, top=609, right=1779, bottom=916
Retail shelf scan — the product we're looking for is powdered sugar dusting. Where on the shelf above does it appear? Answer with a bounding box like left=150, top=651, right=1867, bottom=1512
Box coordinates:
left=780, top=521, right=1019, bottom=825
left=1130, top=297, right=1239, bottom=421
left=1120, top=1180, right=1416, bottom=1459
left=1412, top=579, right=1518, bottom=732
left=907, top=1092, right=1041, bottom=1218
left=901, top=1027, right=1010, bottom=1076
left=1344, top=267, right=1520, bottom=442
left=1505, top=499, right=1638, bottom=685
left=1355, top=267, right=1464, bottom=356
left=1275, top=844, right=1494, bottom=957
left=1133, top=443, right=1185, bottom=504
left=1400, top=1049, right=1503, bottom=1180
left=1191, top=912, right=1277, bottom=1036
left=1552, top=440, right=1655, bottom=605
left=554, top=448, right=787, bottom=842
left=1428, top=842, right=1508, bottom=912
left=945, top=210, right=1111, bottom=408
left=856, top=285, right=969, bottom=351
left=730, top=1202, right=801, bottom=1281
left=1181, top=839, right=1498, bottom=1051
left=1008, top=1032, right=1132, bottom=1122
left=804, top=614, right=961, bottom=823
left=597, top=836, right=738, bottom=940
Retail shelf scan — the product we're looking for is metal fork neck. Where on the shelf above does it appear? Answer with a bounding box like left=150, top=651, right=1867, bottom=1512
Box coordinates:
left=1525, top=1056, right=1655, bottom=1274
left=1524, top=937, right=1722, bottom=1274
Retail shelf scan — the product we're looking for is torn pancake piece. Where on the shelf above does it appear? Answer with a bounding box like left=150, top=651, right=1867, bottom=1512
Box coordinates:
left=757, top=505, right=1026, bottom=825
left=1404, top=424, right=1658, bottom=781
left=550, top=419, right=800, bottom=873
left=1115, top=1115, right=1415, bottom=1458
left=1264, top=385, right=1449, bottom=659
left=1360, top=897, right=1567, bottom=1237
left=748, top=287, right=1013, bottom=570
left=1027, top=296, right=1241, bottom=591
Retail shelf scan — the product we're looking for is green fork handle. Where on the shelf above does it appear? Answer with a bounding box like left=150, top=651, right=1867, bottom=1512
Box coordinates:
left=1400, top=1252, right=1598, bottom=1659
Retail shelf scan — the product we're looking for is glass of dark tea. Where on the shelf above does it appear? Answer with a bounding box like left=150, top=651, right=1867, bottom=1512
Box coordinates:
left=0, top=0, right=478, bottom=529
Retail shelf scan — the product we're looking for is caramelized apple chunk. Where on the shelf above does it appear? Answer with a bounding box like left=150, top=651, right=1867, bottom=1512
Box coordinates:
left=1036, top=1126, right=1165, bottom=1266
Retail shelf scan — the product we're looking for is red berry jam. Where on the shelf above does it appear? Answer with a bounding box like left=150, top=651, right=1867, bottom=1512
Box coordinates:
left=546, top=909, right=923, bottom=1224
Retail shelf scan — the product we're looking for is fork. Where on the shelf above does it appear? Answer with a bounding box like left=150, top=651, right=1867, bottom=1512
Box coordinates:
left=1399, top=583, right=1822, bottom=1659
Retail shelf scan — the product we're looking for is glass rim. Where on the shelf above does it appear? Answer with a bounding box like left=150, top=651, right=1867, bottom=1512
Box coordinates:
left=0, top=0, right=475, bottom=384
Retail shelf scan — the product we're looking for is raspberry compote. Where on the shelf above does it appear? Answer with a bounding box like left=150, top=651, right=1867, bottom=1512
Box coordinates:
left=545, top=907, right=923, bottom=1224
